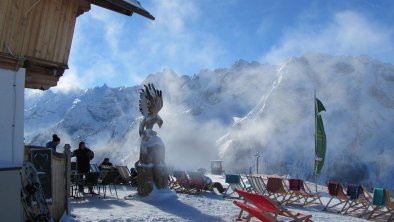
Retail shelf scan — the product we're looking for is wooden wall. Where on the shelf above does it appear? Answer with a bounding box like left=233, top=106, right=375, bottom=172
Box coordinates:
left=24, top=146, right=69, bottom=221
left=0, top=0, right=79, bottom=66
left=51, top=152, right=67, bottom=220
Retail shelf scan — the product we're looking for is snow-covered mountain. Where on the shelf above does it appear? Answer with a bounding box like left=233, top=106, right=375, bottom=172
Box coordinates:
left=24, top=54, right=394, bottom=187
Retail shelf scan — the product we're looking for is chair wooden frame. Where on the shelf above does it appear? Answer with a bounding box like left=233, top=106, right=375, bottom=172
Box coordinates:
left=286, top=179, right=323, bottom=207
left=323, top=181, right=350, bottom=213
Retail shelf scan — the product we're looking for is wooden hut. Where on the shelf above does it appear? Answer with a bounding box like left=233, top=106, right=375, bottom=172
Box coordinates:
left=0, top=0, right=154, bottom=221
left=0, top=0, right=154, bottom=90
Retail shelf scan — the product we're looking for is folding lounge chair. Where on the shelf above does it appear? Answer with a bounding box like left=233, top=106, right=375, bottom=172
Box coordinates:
left=234, top=189, right=313, bottom=222
left=223, top=174, right=251, bottom=198
left=168, top=174, right=178, bottom=189
left=358, top=187, right=386, bottom=219
left=323, top=181, right=350, bottom=213
left=381, top=189, right=394, bottom=221
left=116, top=166, right=134, bottom=185
left=98, top=170, right=119, bottom=198
left=265, top=177, right=289, bottom=203
left=172, top=171, right=199, bottom=194
left=90, top=163, right=100, bottom=173
left=342, top=184, right=372, bottom=215
left=246, top=175, right=267, bottom=195
left=82, top=172, right=101, bottom=195
left=188, top=171, right=208, bottom=192
left=366, top=189, right=394, bottom=221
left=286, top=179, right=323, bottom=207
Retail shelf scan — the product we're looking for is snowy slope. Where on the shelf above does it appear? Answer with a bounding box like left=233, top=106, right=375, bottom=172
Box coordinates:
left=64, top=175, right=369, bottom=222
left=25, top=54, right=394, bottom=188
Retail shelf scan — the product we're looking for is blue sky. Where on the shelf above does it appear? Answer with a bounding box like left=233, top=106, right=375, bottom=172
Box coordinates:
left=58, top=0, right=394, bottom=90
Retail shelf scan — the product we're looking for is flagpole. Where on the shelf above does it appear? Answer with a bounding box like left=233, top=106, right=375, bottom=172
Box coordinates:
left=314, top=89, right=318, bottom=193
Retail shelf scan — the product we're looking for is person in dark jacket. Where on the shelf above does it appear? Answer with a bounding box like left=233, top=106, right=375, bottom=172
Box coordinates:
left=99, top=158, right=114, bottom=171
left=72, top=141, right=95, bottom=194
left=46, top=134, right=60, bottom=152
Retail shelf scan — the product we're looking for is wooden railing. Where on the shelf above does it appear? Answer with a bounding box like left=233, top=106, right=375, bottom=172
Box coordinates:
left=24, top=144, right=71, bottom=221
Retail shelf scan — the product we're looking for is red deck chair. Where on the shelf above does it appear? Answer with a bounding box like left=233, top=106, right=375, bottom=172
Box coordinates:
left=234, top=189, right=313, bottom=222
left=323, top=181, right=350, bottom=213
left=286, top=179, right=323, bottom=207
left=265, top=177, right=289, bottom=203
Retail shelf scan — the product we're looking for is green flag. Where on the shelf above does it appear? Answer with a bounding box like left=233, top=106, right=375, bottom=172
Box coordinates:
left=314, top=98, right=326, bottom=176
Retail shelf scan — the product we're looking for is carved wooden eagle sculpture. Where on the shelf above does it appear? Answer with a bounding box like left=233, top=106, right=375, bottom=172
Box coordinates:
left=138, top=83, right=163, bottom=137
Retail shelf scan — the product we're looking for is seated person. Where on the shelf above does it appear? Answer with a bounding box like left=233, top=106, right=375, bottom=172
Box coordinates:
left=99, top=158, right=114, bottom=171
left=129, top=167, right=138, bottom=187
left=129, top=167, right=138, bottom=177
left=202, top=174, right=225, bottom=193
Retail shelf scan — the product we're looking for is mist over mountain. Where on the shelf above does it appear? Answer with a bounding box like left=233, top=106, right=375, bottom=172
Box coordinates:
left=24, top=54, right=394, bottom=187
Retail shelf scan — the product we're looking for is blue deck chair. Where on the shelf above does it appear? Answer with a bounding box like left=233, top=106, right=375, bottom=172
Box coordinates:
left=342, top=184, right=372, bottom=215
left=223, top=174, right=251, bottom=198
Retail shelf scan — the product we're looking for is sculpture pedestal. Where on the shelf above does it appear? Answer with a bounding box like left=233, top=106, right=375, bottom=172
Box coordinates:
left=137, top=135, right=168, bottom=196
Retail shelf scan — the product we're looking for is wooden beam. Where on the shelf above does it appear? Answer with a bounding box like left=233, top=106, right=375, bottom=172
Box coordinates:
left=0, top=52, right=23, bottom=71
left=77, top=0, right=91, bottom=17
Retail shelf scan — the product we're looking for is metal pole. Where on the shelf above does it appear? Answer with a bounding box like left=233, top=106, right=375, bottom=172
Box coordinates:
left=314, top=90, right=318, bottom=193
left=255, top=153, right=261, bottom=175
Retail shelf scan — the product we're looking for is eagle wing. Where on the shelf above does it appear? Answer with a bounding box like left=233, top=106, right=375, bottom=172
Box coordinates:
left=139, top=83, right=163, bottom=117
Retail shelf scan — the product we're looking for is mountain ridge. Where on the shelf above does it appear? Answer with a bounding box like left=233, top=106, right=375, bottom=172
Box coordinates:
left=25, top=53, right=394, bottom=187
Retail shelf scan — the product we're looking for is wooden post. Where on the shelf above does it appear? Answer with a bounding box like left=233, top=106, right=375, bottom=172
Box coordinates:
left=63, top=144, right=71, bottom=215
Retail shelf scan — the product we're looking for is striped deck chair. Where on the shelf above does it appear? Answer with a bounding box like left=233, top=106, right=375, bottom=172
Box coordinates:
left=246, top=175, right=267, bottom=195
left=168, top=174, right=178, bottom=189
left=223, top=174, right=251, bottom=198
left=323, top=181, right=350, bottom=213
left=286, top=179, right=323, bottom=206
left=265, top=177, right=289, bottom=203
left=342, top=184, right=373, bottom=215
left=234, top=189, right=313, bottom=222
left=358, top=187, right=386, bottom=219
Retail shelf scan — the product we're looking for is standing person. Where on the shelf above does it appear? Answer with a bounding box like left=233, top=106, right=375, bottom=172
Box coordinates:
left=45, top=134, right=60, bottom=152
left=72, top=141, right=95, bottom=194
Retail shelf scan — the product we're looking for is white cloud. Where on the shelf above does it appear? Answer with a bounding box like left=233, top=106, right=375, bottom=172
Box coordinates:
left=56, top=69, right=83, bottom=92
left=263, top=11, right=393, bottom=64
